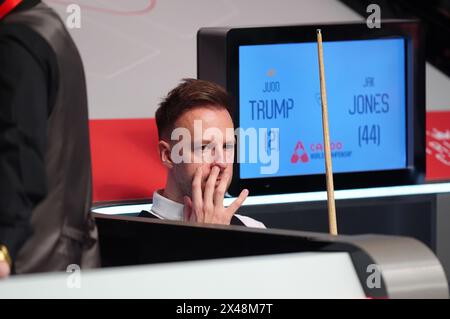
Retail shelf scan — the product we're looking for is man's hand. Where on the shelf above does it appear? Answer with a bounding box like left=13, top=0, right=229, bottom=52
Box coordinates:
left=183, top=166, right=248, bottom=225
left=0, top=261, right=11, bottom=279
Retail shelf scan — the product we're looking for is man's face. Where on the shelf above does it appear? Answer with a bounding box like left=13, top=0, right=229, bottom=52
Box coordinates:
left=169, top=106, right=235, bottom=197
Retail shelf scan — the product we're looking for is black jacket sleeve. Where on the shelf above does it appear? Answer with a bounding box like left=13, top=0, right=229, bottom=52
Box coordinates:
left=0, top=35, right=48, bottom=262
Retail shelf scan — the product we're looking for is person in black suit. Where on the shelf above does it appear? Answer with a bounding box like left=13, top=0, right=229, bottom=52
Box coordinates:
left=0, top=0, right=99, bottom=278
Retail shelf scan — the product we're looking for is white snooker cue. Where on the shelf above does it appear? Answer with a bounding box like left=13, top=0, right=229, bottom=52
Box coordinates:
left=316, top=29, right=338, bottom=235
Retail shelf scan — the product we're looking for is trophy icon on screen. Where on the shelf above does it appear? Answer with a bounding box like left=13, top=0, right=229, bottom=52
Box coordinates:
left=291, top=141, right=309, bottom=163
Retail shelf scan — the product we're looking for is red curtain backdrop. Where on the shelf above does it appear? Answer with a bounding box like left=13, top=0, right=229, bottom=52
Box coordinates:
left=89, top=119, right=166, bottom=202
left=426, top=111, right=450, bottom=181
left=90, top=111, right=450, bottom=203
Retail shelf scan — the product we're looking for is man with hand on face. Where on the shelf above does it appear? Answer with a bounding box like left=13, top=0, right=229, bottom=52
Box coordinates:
left=139, top=79, right=265, bottom=228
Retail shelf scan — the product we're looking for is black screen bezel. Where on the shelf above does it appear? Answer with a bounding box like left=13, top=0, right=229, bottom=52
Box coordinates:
left=226, top=21, right=425, bottom=196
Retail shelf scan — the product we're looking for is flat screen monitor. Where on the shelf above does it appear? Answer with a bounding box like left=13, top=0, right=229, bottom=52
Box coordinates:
left=198, top=21, right=425, bottom=196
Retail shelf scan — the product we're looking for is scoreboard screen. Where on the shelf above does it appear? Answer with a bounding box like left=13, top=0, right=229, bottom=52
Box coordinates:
left=238, top=39, right=406, bottom=179
left=197, top=21, right=425, bottom=195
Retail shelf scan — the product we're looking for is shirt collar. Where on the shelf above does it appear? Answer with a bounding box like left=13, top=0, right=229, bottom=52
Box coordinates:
left=151, top=190, right=184, bottom=221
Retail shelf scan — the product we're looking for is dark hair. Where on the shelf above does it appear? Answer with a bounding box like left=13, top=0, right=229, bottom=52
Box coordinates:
left=155, top=78, right=232, bottom=139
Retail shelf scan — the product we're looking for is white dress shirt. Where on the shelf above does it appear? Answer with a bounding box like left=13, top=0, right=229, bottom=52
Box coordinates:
left=149, top=190, right=266, bottom=228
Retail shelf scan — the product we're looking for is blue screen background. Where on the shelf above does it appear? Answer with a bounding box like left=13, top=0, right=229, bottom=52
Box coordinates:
left=238, top=38, right=406, bottom=179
